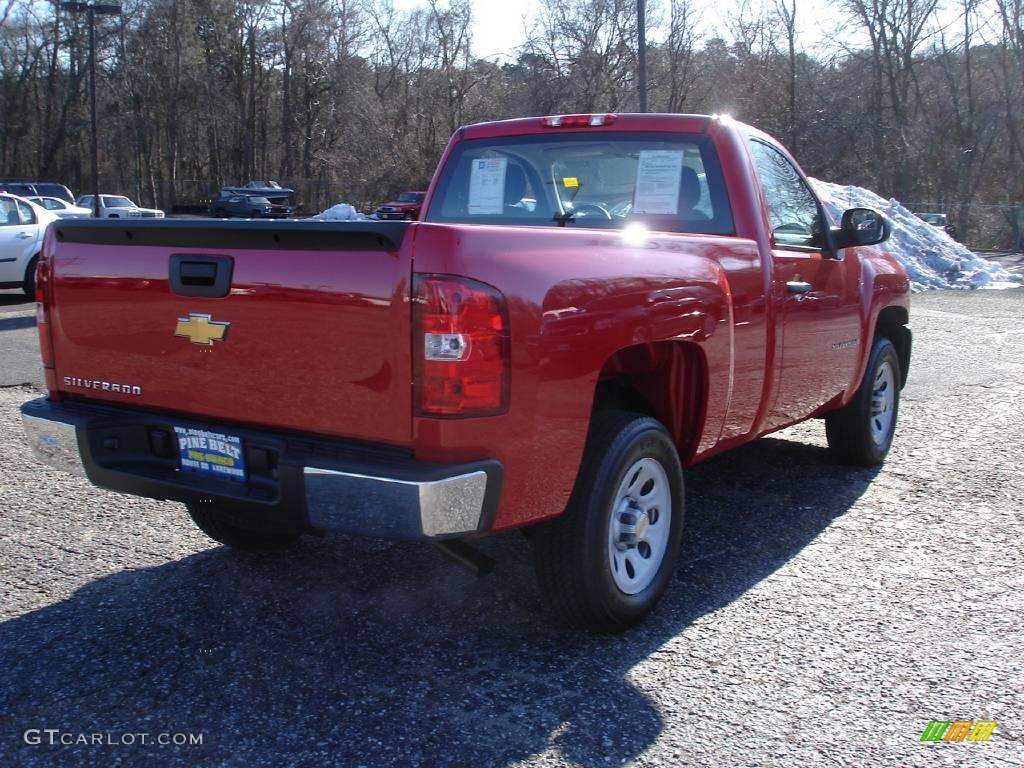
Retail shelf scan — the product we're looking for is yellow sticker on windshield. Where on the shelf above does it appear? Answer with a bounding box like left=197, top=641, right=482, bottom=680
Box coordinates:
left=562, top=177, right=579, bottom=188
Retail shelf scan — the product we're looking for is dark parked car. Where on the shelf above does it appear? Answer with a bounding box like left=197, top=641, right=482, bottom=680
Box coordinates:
left=916, top=212, right=958, bottom=240
left=212, top=194, right=294, bottom=219
left=374, top=191, right=426, bottom=220
left=0, top=180, right=75, bottom=204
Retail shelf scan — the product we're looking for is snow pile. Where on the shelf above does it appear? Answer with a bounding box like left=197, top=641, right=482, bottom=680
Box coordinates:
left=810, top=178, right=1021, bottom=291
left=309, top=203, right=367, bottom=221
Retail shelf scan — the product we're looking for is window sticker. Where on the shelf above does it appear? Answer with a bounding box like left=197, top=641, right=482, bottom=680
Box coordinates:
left=562, top=177, right=579, bottom=188
left=633, top=150, right=685, bottom=215
left=468, top=158, right=508, bottom=215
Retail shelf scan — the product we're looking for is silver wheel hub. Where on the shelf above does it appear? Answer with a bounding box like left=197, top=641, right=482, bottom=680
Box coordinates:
left=607, top=457, right=672, bottom=595
left=870, top=360, right=896, bottom=446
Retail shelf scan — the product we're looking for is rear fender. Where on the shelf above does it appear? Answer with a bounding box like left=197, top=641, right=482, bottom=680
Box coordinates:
left=409, top=224, right=736, bottom=530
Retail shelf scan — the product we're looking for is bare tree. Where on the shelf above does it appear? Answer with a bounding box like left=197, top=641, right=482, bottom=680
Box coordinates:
left=775, top=0, right=798, bottom=152
left=659, top=0, right=700, bottom=112
left=838, top=0, right=940, bottom=197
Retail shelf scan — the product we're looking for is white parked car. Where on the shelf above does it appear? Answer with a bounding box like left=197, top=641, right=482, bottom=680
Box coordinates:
left=75, top=194, right=165, bottom=219
left=27, top=196, right=93, bottom=219
left=0, top=194, right=58, bottom=295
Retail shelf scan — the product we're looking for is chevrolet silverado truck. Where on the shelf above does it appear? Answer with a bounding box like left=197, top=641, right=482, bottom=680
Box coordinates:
left=22, top=113, right=910, bottom=631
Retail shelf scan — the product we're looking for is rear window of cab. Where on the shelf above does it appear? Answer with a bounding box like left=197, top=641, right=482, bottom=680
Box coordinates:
left=425, top=131, right=733, bottom=235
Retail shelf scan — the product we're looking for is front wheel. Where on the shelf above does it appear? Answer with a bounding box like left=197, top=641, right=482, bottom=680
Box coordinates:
left=186, top=503, right=301, bottom=551
left=531, top=410, right=684, bottom=632
left=22, top=255, right=38, bottom=297
left=825, top=337, right=901, bottom=466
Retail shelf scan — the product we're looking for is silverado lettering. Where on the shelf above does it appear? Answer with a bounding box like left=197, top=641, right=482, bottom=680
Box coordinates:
left=62, top=377, right=143, bottom=395
left=23, top=113, right=910, bottom=631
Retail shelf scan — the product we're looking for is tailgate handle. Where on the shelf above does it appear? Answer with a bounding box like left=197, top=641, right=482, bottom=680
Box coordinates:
left=169, top=255, right=234, bottom=298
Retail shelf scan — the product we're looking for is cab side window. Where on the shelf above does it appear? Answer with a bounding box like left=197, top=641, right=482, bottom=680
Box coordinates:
left=0, top=197, right=18, bottom=226
left=749, top=139, right=822, bottom=250
left=16, top=200, right=37, bottom=225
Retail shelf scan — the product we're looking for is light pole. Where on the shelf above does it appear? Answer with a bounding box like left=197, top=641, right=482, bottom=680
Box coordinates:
left=637, top=0, right=647, bottom=112
left=60, top=1, right=122, bottom=218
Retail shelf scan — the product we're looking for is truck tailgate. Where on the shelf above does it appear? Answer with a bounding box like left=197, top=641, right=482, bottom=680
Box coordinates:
left=47, top=220, right=414, bottom=446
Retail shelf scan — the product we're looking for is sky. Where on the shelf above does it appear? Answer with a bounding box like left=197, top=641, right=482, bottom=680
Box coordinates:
left=391, top=0, right=543, bottom=60
left=391, top=0, right=838, bottom=62
left=391, top=0, right=977, bottom=64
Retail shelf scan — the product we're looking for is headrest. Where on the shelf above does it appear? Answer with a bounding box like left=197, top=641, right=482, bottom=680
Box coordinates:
left=505, top=164, right=527, bottom=205
left=680, top=166, right=701, bottom=207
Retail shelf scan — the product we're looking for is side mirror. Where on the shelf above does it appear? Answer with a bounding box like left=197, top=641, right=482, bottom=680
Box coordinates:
left=831, top=207, right=891, bottom=252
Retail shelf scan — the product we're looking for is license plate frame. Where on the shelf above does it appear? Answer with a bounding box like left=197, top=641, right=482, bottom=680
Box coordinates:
left=174, top=426, right=246, bottom=482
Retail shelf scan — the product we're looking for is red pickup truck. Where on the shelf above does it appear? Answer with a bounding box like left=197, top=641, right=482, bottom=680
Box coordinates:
left=374, top=191, right=427, bottom=220
left=22, top=113, right=910, bottom=631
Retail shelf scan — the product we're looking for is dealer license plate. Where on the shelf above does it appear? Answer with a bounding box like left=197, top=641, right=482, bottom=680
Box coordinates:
left=174, top=426, right=246, bottom=482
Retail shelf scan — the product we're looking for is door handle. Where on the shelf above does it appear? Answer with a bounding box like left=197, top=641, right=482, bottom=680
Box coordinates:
left=786, top=281, right=812, bottom=295
left=17, top=232, right=33, bottom=240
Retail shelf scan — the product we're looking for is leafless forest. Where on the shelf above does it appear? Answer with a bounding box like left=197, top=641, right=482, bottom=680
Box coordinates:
left=1, top=0, right=1023, bottom=246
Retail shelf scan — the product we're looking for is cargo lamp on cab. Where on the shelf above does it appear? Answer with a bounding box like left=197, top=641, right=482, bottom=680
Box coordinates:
left=543, top=113, right=617, bottom=128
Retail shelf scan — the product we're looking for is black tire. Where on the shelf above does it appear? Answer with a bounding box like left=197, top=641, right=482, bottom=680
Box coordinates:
left=22, top=255, right=38, bottom=297
left=108, top=214, right=119, bottom=218
left=825, top=337, right=901, bottom=466
left=531, top=410, right=684, bottom=632
left=403, top=212, right=415, bottom=220
left=186, top=503, right=301, bottom=551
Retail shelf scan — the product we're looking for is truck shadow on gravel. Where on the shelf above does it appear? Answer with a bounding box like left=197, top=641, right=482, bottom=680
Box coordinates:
left=1, top=435, right=879, bottom=767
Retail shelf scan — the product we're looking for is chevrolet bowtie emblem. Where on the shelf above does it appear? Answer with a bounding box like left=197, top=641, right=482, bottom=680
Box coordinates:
left=175, top=313, right=230, bottom=345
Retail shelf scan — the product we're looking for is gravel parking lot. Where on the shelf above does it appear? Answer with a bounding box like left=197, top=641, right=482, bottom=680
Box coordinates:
left=1, top=287, right=1021, bottom=767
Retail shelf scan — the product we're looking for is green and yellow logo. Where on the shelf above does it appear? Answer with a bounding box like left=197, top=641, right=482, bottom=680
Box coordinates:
left=920, top=720, right=997, bottom=742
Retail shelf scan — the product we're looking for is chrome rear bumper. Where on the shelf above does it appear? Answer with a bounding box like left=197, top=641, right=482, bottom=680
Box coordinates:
left=21, top=397, right=500, bottom=539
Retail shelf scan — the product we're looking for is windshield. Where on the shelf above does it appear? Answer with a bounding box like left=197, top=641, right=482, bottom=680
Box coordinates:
left=426, top=132, right=733, bottom=234
left=397, top=193, right=422, bottom=203
left=102, top=196, right=135, bottom=208
left=245, top=197, right=272, bottom=205
left=34, top=184, right=71, bottom=201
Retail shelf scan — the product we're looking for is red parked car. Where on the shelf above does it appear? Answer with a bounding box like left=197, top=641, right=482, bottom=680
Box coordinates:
left=22, top=113, right=910, bottom=631
left=374, top=191, right=426, bottom=220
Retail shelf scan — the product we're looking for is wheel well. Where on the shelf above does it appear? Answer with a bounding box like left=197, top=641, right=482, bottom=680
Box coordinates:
left=593, top=341, right=705, bottom=463
left=875, top=306, right=911, bottom=388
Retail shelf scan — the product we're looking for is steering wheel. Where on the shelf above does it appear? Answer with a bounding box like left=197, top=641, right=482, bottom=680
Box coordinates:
left=568, top=202, right=613, bottom=220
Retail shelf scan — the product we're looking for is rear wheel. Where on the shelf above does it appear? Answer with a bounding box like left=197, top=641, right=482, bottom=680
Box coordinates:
left=22, top=255, right=38, bottom=297
left=531, top=410, right=684, bottom=632
left=186, top=503, right=301, bottom=551
left=825, top=337, right=901, bottom=466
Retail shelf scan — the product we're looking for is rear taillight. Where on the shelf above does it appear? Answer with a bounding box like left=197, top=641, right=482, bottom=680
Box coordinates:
left=413, top=275, right=510, bottom=417
left=35, top=250, right=54, bottom=369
